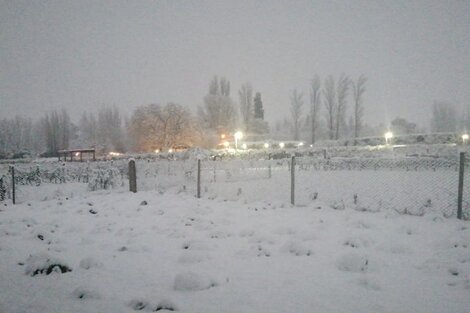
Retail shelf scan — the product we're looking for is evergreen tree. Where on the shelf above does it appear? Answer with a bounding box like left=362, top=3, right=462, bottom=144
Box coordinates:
left=254, top=92, right=264, bottom=120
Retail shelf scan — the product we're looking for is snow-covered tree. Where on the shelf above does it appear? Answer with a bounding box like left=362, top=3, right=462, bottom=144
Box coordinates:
left=290, top=89, right=304, bottom=141
left=323, top=76, right=336, bottom=140
left=391, top=117, right=417, bottom=135
left=129, top=103, right=198, bottom=152
left=430, top=102, right=457, bottom=133
left=97, top=106, right=124, bottom=153
left=310, top=75, right=321, bottom=144
left=352, top=75, right=367, bottom=138
left=239, top=82, right=253, bottom=131
left=198, top=76, right=238, bottom=135
left=254, top=92, right=264, bottom=120
left=335, top=74, right=350, bottom=140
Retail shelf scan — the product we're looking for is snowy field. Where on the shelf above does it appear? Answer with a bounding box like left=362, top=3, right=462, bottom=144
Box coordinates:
left=0, top=188, right=469, bottom=313
left=0, top=153, right=469, bottom=312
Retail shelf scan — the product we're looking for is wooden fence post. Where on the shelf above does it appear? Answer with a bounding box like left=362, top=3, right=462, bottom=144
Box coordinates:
left=457, top=152, right=465, bottom=219
left=129, top=160, right=137, bottom=193
left=10, top=166, right=15, bottom=204
left=197, top=159, right=201, bottom=198
left=291, top=156, right=295, bottom=205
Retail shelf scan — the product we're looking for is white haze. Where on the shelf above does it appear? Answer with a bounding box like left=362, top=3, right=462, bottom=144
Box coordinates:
left=1, top=0, right=469, bottom=129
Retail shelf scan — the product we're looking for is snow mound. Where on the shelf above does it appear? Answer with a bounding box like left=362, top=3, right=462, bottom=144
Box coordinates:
left=24, top=252, right=72, bottom=276
left=72, top=287, right=101, bottom=300
left=128, top=298, right=150, bottom=311
left=280, top=240, right=313, bottom=256
left=336, top=252, right=369, bottom=273
left=154, top=299, right=178, bottom=311
left=79, top=257, right=103, bottom=270
left=174, top=271, right=218, bottom=291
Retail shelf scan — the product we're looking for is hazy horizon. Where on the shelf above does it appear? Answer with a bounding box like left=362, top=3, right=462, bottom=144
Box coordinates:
left=1, top=0, right=469, bottom=130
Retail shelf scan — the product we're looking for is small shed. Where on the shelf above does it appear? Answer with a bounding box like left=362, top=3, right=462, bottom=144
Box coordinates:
left=58, top=149, right=96, bottom=162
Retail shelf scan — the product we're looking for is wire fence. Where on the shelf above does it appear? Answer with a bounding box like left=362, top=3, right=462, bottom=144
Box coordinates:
left=1, top=154, right=469, bottom=220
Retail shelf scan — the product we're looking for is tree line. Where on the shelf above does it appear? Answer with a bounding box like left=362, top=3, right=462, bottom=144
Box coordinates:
left=278, top=74, right=367, bottom=144
left=0, top=74, right=466, bottom=158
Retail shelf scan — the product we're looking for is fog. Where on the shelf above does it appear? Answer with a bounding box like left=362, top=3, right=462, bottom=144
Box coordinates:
left=1, top=0, right=469, bottom=129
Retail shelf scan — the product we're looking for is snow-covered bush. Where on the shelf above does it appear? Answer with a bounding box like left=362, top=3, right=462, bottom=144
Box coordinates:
left=0, top=175, right=7, bottom=201
left=87, top=167, right=122, bottom=191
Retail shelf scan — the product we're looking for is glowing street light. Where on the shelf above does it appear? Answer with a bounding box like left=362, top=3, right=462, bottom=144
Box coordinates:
left=298, top=142, right=304, bottom=147
left=264, top=143, right=269, bottom=149
left=279, top=142, right=285, bottom=149
left=384, top=132, right=393, bottom=145
left=234, top=131, right=243, bottom=150
left=223, top=141, right=229, bottom=148
left=462, top=134, right=469, bottom=144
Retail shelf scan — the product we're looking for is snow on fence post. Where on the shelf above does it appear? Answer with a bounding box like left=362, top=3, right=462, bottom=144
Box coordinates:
left=197, top=159, right=201, bottom=198
left=129, top=160, right=137, bottom=193
left=457, top=152, right=465, bottom=219
left=10, top=166, right=16, bottom=204
left=291, top=156, right=295, bottom=205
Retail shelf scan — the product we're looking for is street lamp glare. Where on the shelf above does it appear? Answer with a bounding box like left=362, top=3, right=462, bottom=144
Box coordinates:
left=279, top=142, right=285, bottom=148
left=234, top=131, right=243, bottom=151
left=462, top=134, right=469, bottom=145
left=384, top=132, right=393, bottom=140
left=264, top=143, right=269, bottom=149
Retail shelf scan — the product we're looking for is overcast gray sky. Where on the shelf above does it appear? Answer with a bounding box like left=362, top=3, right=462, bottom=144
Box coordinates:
left=1, top=0, right=469, bottom=129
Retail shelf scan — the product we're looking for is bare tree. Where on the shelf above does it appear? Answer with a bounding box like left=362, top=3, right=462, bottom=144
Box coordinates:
left=352, top=75, right=367, bottom=138
left=239, top=82, right=253, bottom=131
left=335, top=74, right=350, bottom=140
left=310, top=75, right=321, bottom=144
left=431, top=101, right=457, bottom=132
left=79, top=111, right=97, bottom=148
left=290, top=89, right=304, bottom=141
left=129, top=103, right=198, bottom=152
left=198, top=76, right=237, bottom=135
left=97, top=106, right=124, bottom=152
left=323, top=76, right=336, bottom=140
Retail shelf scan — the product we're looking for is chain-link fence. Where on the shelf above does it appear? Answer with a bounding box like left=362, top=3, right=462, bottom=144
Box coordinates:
left=1, top=154, right=469, bottom=220
left=194, top=155, right=469, bottom=219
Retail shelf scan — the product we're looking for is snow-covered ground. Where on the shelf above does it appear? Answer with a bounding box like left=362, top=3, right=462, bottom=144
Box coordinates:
left=1, top=185, right=469, bottom=312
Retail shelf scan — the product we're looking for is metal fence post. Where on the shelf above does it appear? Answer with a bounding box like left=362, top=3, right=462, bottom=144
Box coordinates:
left=213, top=161, right=216, bottom=183
left=197, top=159, right=201, bottom=198
left=291, top=156, right=295, bottom=205
left=129, top=160, right=137, bottom=193
left=268, top=153, right=272, bottom=179
left=10, top=166, right=15, bottom=204
left=457, top=152, right=465, bottom=219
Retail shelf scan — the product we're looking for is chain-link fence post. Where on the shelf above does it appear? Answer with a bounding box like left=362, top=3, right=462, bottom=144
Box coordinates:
left=457, top=152, right=465, bottom=220
left=213, top=161, right=216, bottom=183
left=129, top=160, right=137, bottom=193
left=268, top=153, right=272, bottom=179
left=197, top=159, right=201, bottom=198
left=291, top=156, right=295, bottom=205
left=10, top=166, right=16, bottom=204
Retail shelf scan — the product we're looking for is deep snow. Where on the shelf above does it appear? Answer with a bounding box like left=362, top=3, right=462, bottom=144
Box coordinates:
left=0, top=187, right=469, bottom=313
